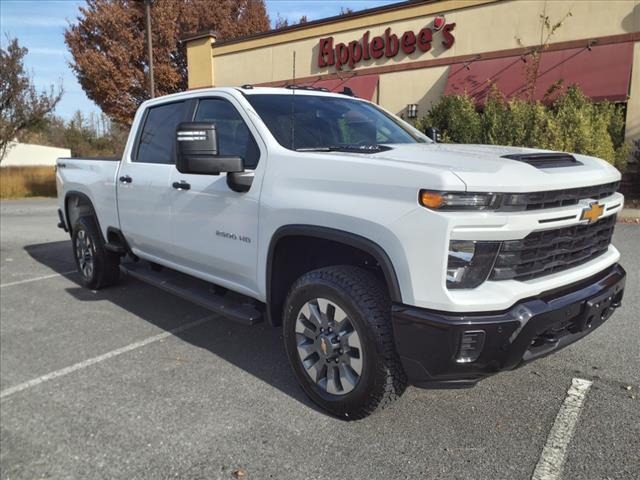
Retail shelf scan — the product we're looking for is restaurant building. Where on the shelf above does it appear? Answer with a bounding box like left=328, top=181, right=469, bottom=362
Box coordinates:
left=184, top=0, right=639, bottom=163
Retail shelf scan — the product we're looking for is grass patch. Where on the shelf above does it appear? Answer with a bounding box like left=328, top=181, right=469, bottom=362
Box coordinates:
left=0, top=166, right=57, bottom=199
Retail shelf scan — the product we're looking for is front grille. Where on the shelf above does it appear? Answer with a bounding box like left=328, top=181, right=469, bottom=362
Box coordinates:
left=491, top=214, right=616, bottom=281
left=500, top=182, right=619, bottom=211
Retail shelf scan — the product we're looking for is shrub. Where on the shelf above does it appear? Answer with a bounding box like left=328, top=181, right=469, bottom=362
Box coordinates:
left=421, top=84, right=630, bottom=172
left=480, top=87, right=512, bottom=146
left=545, top=86, right=614, bottom=164
left=416, top=94, right=481, bottom=144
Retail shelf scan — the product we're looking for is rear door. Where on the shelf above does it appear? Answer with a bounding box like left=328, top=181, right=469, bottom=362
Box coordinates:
left=117, top=100, right=189, bottom=261
left=169, top=94, right=264, bottom=296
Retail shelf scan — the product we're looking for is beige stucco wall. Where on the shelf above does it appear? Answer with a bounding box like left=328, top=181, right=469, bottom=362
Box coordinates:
left=378, top=66, right=449, bottom=116
left=210, top=0, right=638, bottom=87
left=625, top=41, right=640, bottom=146
left=186, top=35, right=217, bottom=89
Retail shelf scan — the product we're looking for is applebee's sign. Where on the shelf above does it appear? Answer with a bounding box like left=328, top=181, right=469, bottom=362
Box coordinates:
left=317, top=16, right=456, bottom=71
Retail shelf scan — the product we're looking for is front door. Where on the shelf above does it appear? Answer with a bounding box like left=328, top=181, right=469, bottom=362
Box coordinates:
left=117, top=100, right=189, bottom=261
left=169, top=95, right=264, bottom=297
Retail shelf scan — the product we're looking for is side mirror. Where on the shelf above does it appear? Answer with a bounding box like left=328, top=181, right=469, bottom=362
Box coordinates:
left=425, top=127, right=441, bottom=143
left=176, top=122, right=244, bottom=175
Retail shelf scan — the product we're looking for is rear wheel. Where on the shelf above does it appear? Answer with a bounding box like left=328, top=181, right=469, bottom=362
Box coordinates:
left=72, top=216, right=120, bottom=290
left=283, top=266, right=407, bottom=420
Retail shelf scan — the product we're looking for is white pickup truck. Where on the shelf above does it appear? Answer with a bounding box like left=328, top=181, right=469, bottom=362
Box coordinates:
left=56, top=86, right=626, bottom=419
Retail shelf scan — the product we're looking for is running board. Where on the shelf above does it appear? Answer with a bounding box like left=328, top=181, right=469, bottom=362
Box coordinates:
left=120, top=261, right=263, bottom=325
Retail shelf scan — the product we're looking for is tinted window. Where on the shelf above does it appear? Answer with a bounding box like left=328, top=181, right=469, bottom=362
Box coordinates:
left=136, top=101, right=187, bottom=164
left=195, top=98, right=260, bottom=169
left=245, top=94, right=428, bottom=151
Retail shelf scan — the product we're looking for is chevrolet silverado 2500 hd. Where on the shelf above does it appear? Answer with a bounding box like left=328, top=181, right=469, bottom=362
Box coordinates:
left=56, top=86, right=626, bottom=419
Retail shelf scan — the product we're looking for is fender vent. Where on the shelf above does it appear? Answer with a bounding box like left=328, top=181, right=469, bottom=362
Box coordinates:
left=502, top=153, right=582, bottom=169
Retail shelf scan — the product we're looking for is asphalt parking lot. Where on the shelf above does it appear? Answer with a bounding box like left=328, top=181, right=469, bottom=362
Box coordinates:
left=1, top=198, right=638, bottom=480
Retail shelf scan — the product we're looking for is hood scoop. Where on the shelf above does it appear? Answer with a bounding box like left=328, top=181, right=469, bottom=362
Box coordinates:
left=501, top=152, right=583, bottom=169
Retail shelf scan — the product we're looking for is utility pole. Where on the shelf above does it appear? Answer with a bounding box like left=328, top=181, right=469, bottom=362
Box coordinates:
left=144, top=0, right=155, bottom=98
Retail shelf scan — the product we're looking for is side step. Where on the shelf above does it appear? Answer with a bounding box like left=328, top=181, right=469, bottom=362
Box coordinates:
left=120, top=261, right=263, bottom=325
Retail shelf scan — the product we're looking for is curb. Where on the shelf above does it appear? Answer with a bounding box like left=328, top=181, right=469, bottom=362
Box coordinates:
left=618, top=208, right=640, bottom=223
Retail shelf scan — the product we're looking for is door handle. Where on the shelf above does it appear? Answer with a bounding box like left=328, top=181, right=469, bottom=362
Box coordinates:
left=119, top=175, right=132, bottom=184
left=172, top=181, right=191, bottom=191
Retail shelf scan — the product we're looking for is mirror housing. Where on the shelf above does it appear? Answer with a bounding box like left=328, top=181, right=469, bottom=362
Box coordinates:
left=176, top=122, right=244, bottom=175
left=425, top=127, right=441, bottom=143
left=227, top=172, right=254, bottom=193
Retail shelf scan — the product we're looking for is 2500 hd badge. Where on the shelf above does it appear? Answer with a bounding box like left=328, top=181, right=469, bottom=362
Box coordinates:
left=216, top=230, right=252, bottom=244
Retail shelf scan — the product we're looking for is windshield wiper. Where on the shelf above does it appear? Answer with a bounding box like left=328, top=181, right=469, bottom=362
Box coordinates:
left=296, top=144, right=391, bottom=153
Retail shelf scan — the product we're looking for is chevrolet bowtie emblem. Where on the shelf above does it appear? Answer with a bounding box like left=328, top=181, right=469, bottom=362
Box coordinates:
left=580, top=202, right=605, bottom=224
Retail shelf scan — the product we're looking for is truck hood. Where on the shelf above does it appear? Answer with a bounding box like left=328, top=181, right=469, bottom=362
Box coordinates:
left=370, top=143, right=621, bottom=192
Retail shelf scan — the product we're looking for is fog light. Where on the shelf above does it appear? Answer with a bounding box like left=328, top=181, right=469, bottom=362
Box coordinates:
left=447, top=240, right=501, bottom=289
left=455, top=330, right=486, bottom=363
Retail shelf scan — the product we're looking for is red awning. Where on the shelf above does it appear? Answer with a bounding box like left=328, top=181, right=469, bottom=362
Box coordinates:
left=303, top=74, right=379, bottom=101
left=444, top=42, right=634, bottom=104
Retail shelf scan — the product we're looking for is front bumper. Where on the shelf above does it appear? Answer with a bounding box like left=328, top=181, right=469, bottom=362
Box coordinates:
left=392, top=264, right=626, bottom=388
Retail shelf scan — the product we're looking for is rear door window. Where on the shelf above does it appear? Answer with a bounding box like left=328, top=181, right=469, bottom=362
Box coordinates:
left=136, top=101, right=187, bottom=164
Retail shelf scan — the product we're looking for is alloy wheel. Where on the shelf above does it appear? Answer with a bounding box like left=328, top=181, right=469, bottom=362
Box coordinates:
left=295, top=298, right=363, bottom=395
left=75, top=229, right=94, bottom=280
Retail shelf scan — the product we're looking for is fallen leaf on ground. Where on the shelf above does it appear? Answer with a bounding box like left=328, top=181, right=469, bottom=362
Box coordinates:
left=232, top=468, right=247, bottom=479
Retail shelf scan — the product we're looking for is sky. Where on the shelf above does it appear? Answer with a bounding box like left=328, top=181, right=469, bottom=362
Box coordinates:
left=0, top=0, right=397, bottom=121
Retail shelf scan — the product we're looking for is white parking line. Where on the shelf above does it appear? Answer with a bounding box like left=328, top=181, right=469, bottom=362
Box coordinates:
left=0, top=270, right=77, bottom=288
left=531, top=378, right=593, bottom=480
left=0, top=315, right=213, bottom=400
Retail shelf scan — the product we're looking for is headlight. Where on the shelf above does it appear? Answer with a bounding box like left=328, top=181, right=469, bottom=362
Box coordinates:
left=447, top=240, right=501, bottom=289
left=420, top=190, right=501, bottom=211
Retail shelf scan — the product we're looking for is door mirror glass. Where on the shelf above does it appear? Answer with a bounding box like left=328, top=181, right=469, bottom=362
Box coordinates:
left=175, top=122, right=244, bottom=175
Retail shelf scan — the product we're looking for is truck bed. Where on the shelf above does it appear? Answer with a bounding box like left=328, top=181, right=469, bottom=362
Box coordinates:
left=56, top=157, right=121, bottom=238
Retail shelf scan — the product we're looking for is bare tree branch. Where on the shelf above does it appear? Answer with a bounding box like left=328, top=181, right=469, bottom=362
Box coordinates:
left=0, top=38, right=63, bottom=162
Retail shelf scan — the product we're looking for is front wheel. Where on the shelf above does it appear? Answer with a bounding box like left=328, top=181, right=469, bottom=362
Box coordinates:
left=283, top=266, right=407, bottom=420
left=72, top=216, right=120, bottom=290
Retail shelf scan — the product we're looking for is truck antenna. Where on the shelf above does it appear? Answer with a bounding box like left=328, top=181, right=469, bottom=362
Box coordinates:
left=291, top=51, right=296, bottom=150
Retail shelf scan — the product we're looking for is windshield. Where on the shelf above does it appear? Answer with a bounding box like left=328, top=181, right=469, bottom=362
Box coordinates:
left=245, top=93, right=429, bottom=151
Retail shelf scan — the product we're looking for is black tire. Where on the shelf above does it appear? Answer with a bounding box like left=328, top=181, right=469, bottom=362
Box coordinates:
left=283, top=265, right=407, bottom=420
left=72, top=216, right=120, bottom=290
